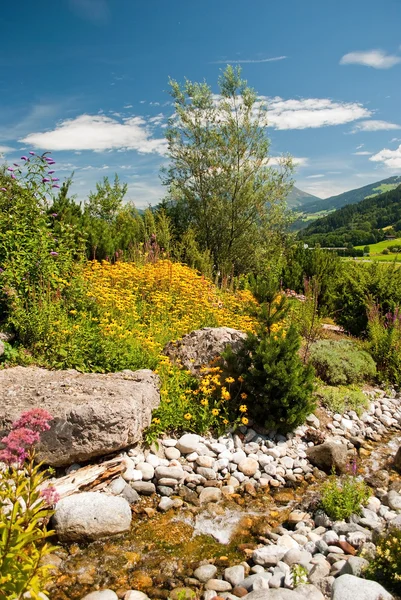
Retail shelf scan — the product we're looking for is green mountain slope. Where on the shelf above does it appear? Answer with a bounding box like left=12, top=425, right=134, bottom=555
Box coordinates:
left=298, top=184, right=401, bottom=247
left=302, top=176, right=401, bottom=214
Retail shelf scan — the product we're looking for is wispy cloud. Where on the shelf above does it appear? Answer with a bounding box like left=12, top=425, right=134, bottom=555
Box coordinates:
left=68, top=0, right=109, bottom=24
left=213, top=56, right=287, bottom=64
left=20, top=114, right=167, bottom=155
left=0, top=145, right=15, bottom=154
left=264, top=97, right=371, bottom=130
left=269, top=156, right=308, bottom=167
left=306, top=174, right=325, bottom=179
left=340, top=49, right=401, bottom=69
left=353, top=151, right=373, bottom=155
left=370, top=144, right=401, bottom=169
left=352, top=120, right=401, bottom=132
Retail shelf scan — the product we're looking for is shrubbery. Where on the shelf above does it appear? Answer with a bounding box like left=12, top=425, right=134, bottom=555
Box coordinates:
left=367, top=304, right=401, bottom=387
left=321, top=467, right=370, bottom=520
left=316, top=384, right=368, bottom=415
left=366, top=529, right=401, bottom=594
left=309, top=339, right=376, bottom=386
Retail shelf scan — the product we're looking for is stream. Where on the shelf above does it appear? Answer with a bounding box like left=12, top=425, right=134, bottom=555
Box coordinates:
left=50, top=433, right=401, bottom=599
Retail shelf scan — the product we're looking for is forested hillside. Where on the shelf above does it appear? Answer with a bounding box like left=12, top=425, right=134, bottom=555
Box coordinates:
left=299, top=184, right=401, bottom=247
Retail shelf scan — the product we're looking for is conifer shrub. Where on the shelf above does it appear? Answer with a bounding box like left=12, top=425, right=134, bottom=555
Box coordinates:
left=225, top=275, right=316, bottom=433
left=309, top=339, right=376, bottom=386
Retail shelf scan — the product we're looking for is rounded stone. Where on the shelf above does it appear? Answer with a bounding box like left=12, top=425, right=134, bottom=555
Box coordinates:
left=193, top=564, right=218, bottom=583
left=82, top=591, right=118, bottom=600
left=136, top=462, right=154, bottom=481
left=176, top=433, right=201, bottom=454
left=165, top=447, right=181, bottom=460
left=238, top=458, right=258, bottom=477
left=199, top=488, right=222, bottom=504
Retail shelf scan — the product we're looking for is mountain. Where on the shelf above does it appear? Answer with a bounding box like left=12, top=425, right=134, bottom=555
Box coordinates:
left=298, top=184, right=401, bottom=247
left=301, top=176, right=401, bottom=214
left=286, top=186, right=322, bottom=209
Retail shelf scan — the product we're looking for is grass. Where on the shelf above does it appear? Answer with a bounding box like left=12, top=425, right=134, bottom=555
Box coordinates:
left=353, top=237, right=401, bottom=263
left=365, top=183, right=400, bottom=199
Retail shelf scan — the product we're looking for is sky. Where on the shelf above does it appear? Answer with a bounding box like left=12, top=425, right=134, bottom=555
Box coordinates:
left=0, top=0, right=400, bottom=207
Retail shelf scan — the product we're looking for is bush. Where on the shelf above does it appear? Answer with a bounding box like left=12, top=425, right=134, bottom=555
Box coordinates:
left=367, top=304, right=401, bottom=387
left=366, top=529, right=401, bottom=594
left=226, top=277, right=316, bottom=433
left=316, top=384, right=368, bottom=416
left=309, top=339, right=376, bottom=386
left=321, top=470, right=370, bottom=520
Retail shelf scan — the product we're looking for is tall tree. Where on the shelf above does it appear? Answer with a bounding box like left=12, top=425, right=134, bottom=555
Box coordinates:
left=163, top=65, right=293, bottom=276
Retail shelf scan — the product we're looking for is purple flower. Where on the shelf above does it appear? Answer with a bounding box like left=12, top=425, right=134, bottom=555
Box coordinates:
left=7, top=167, right=14, bottom=172
left=11, top=174, right=16, bottom=179
left=0, top=268, right=4, bottom=273
left=21, top=156, right=28, bottom=160
left=51, top=212, right=58, bottom=217
left=41, top=485, right=60, bottom=506
left=50, top=251, right=58, bottom=256
left=45, top=156, right=53, bottom=162
left=0, top=187, right=7, bottom=192
left=29, top=151, right=35, bottom=155
left=48, top=170, right=55, bottom=174
left=42, top=178, right=51, bottom=183
left=13, top=163, right=19, bottom=167
left=52, top=184, right=60, bottom=188
left=51, top=178, right=59, bottom=182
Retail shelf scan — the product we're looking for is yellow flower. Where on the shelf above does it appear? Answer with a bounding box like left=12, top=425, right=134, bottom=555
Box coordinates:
left=152, top=418, right=161, bottom=424
left=184, top=413, right=192, bottom=420
left=240, top=392, right=248, bottom=400
left=221, top=387, right=231, bottom=401
left=239, top=404, right=248, bottom=413
left=225, top=377, right=235, bottom=384
left=241, top=416, right=249, bottom=425
left=69, top=309, right=77, bottom=315
left=201, top=398, right=209, bottom=406
left=212, top=408, right=219, bottom=416
left=222, top=419, right=229, bottom=425
left=238, top=376, right=244, bottom=383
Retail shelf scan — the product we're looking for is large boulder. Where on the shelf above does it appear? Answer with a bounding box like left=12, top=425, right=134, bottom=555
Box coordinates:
left=306, top=441, right=349, bottom=474
left=53, top=492, right=132, bottom=541
left=0, top=341, right=4, bottom=357
left=332, top=574, right=393, bottom=600
left=0, top=367, right=160, bottom=466
left=393, top=446, right=401, bottom=472
left=163, top=327, right=247, bottom=376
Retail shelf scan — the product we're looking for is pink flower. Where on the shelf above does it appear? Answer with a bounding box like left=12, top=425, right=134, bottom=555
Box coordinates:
left=12, top=408, right=53, bottom=433
left=41, top=485, right=60, bottom=506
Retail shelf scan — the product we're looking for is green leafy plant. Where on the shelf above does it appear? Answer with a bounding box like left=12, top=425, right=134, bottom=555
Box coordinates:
left=367, top=304, right=401, bottom=387
left=291, top=564, right=308, bottom=587
left=365, top=529, right=401, bottom=595
left=0, top=409, right=59, bottom=599
left=321, top=466, right=370, bottom=521
left=309, top=339, right=376, bottom=386
left=316, top=384, right=368, bottom=416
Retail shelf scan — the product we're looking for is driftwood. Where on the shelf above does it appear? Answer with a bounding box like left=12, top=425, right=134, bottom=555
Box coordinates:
left=47, top=456, right=126, bottom=500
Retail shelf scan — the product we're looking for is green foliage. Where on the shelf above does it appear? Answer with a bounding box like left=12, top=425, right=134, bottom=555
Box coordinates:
left=321, top=471, right=370, bottom=520
left=333, top=261, right=401, bottom=336
left=163, top=65, right=293, bottom=277
left=365, top=529, right=401, bottom=595
left=291, top=564, right=308, bottom=587
left=367, top=304, right=401, bottom=387
left=309, top=339, right=376, bottom=386
left=226, top=278, right=316, bottom=432
left=316, top=384, right=368, bottom=416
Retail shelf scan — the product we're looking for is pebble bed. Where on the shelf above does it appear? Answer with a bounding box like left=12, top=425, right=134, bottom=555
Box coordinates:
left=55, top=388, right=401, bottom=600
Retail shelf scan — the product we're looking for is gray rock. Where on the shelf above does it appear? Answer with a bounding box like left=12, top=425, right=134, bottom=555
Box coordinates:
left=252, top=575, right=270, bottom=590
left=332, top=574, right=393, bottom=600
left=155, top=466, right=185, bottom=480
left=175, top=433, right=202, bottom=454
left=245, top=590, right=304, bottom=599
left=165, top=447, right=181, bottom=460
left=53, top=492, right=131, bottom=542
left=252, top=545, right=287, bottom=566
left=163, top=327, right=247, bottom=376
left=131, top=481, right=156, bottom=495
left=82, top=591, right=119, bottom=600
left=108, top=476, right=126, bottom=495
left=0, top=340, right=4, bottom=357
left=224, top=565, right=245, bottom=587
left=158, top=497, right=175, bottom=512
left=124, top=593, right=149, bottom=600
left=393, top=445, right=401, bottom=472
left=193, top=564, right=218, bottom=583
left=238, top=458, right=258, bottom=476
left=196, top=467, right=217, bottom=480
left=339, top=556, right=369, bottom=577
left=283, top=548, right=312, bottom=566
left=306, top=442, right=349, bottom=474
left=295, top=584, right=324, bottom=600
left=0, top=367, right=160, bottom=466
left=136, top=462, right=155, bottom=481
left=121, top=485, right=140, bottom=504
left=387, top=490, right=401, bottom=511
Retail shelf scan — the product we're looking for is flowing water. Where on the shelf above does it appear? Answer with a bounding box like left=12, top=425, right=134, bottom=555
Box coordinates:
left=50, top=433, right=401, bottom=600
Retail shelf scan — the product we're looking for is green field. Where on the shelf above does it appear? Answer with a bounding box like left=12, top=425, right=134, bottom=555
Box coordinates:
left=354, top=237, right=401, bottom=262
left=365, top=183, right=400, bottom=199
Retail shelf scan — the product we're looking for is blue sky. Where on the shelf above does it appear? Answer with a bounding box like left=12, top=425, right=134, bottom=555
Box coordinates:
left=0, top=0, right=400, bottom=207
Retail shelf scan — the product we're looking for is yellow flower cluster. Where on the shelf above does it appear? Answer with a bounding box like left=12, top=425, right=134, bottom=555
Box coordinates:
left=83, top=259, right=258, bottom=357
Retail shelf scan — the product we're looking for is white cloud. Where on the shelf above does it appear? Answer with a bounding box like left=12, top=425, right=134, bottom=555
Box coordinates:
left=353, top=151, right=373, bottom=155
left=352, top=120, right=401, bottom=132
left=370, top=144, right=401, bottom=169
left=214, top=56, right=287, bottom=64
left=20, top=114, right=168, bottom=155
left=306, top=174, right=325, bottom=179
left=264, top=97, right=371, bottom=130
left=0, top=145, right=15, bottom=154
left=340, top=49, right=401, bottom=69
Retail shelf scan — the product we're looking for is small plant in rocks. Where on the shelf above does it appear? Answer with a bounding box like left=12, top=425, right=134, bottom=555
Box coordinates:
left=0, top=408, right=58, bottom=599
left=365, top=528, right=401, bottom=595
left=291, top=564, right=308, bottom=587
left=320, top=462, right=370, bottom=521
